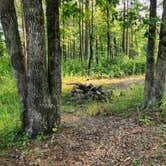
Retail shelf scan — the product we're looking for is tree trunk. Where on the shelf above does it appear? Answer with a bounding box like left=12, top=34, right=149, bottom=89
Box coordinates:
left=106, top=0, right=111, bottom=60
left=46, top=0, right=61, bottom=128
left=152, top=0, right=166, bottom=106
left=21, top=0, right=58, bottom=137
left=0, top=0, right=28, bottom=131
left=122, top=0, right=126, bottom=53
left=88, top=0, right=94, bottom=75
left=113, top=37, right=117, bottom=56
left=85, top=0, right=89, bottom=59
left=143, top=0, right=157, bottom=108
left=96, top=36, right=99, bottom=65
left=129, top=26, right=136, bottom=59
left=125, top=0, right=129, bottom=55
left=81, top=0, right=84, bottom=59
left=79, top=0, right=83, bottom=62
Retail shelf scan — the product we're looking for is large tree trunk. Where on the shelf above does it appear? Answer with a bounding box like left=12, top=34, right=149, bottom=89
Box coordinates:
left=46, top=0, right=61, bottom=128
left=0, top=0, right=28, bottom=130
left=21, top=0, right=56, bottom=137
left=152, top=0, right=166, bottom=106
left=143, top=0, right=157, bottom=108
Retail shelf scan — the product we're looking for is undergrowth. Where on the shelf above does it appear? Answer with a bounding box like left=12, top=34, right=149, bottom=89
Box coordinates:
left=62, top=55, right=146, bottom=77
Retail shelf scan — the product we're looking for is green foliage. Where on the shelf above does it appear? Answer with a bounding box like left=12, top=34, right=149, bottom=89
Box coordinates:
left=106, top=85, right=144, bottom=116
left=0, top=55, right=21, bottom=148
left=0, top=32, right=5, bottom=57
left=75, top=85, right=144, bottom=118
left=62, top=55, right=146, bottom=77
left=160, top=98, right=166, bottom=123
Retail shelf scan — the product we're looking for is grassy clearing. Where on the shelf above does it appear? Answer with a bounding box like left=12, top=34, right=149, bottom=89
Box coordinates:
left=0, top=55, right=165, bottom=150
left=0, top=73, right=166, bottom=149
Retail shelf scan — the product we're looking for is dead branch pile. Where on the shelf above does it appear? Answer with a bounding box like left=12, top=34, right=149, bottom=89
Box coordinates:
left=69, top=83, right=111, bottom=101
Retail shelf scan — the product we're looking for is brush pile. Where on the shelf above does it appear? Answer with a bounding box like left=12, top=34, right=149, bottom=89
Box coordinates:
left=69, top=83, right=112, bottom=101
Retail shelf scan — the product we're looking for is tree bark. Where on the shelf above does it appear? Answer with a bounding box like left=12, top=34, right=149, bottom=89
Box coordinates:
left=122, top=0, right=126, bottom=53
left=152, top=0, right=166, bottom=106
left=143, top=0, right=157, bottom=108
left=88, top=0, right=94, bottom=75
left=125, top=0, right=129, bottom=55
left=106, top=0, right=111, bottom=60
left=96, top=36, right=99, bottom=65
left=46, top=0, right=61, bottom=128
left=21, top=0, right=57, bottom=137
left=0, top=0, right=27, bottom=131
left=85, top=0, right=89, bottom=59
left=79, top=0, right=83, bottom=62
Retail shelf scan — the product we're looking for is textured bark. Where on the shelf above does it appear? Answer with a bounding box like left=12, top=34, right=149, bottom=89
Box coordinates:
left=46, top=0, right=61, bottom=128
left=0, top=0, right=27, bottom=130
left=21, top=0, right=55, bottom=137
left=143, top=0, right=157, bottom=108
left=152, top=0, right=166, bottom=106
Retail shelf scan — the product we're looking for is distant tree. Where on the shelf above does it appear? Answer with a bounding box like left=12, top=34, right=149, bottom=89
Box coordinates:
left=88, top=0, right=94, bottom=74
left=0, top=31, right=4, bottom=56
left=85, top=0, right=90, bottom=59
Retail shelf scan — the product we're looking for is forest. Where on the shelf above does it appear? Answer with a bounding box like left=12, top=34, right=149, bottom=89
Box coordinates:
left=0, top=0, right=166, bottom=165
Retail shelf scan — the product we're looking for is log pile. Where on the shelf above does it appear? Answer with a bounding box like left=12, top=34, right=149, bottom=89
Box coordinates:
left=69, top=83, right=111, bottom=101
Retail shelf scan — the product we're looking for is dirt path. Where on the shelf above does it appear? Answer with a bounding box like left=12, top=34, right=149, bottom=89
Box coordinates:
left=85, top=75, right=145, bottom=89
left=1, top=113, right=165, bottom=166
left=1, top=76, right=166, bottom=166
left=64, top=75, right=145, bottom=90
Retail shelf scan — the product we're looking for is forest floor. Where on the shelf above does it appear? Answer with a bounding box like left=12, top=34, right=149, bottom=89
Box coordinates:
left=0, top=76, right=166, bottom=166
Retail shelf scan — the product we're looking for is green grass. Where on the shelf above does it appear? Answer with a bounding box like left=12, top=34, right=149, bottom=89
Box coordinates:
left=0, top=54, right=165, bottom=150
left=85, top=85, right=143, bottom=117
left=0, top=56, right=21, bottom=148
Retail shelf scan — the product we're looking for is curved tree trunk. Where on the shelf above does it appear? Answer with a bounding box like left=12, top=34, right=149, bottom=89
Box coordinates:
left=0, top=0, right=28, bottom=130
